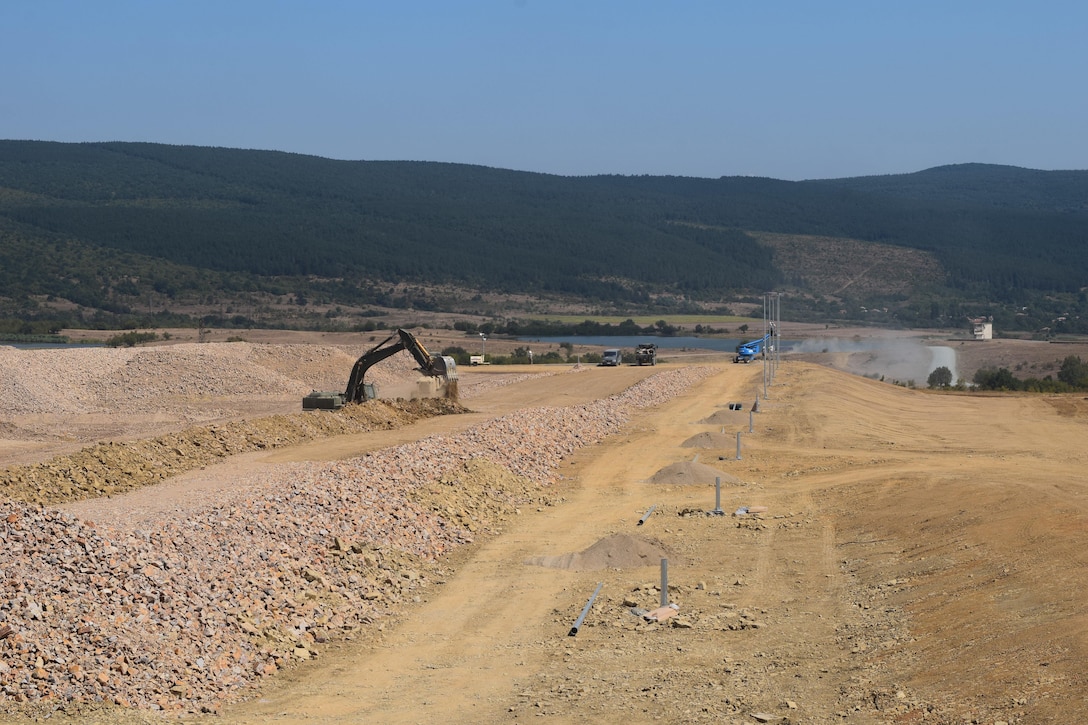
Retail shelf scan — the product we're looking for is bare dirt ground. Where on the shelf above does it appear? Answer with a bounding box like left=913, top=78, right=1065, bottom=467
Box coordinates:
left=3, top=335, right=1088, bottom=723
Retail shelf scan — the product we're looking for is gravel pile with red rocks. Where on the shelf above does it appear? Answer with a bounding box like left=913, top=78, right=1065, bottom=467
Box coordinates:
left=0, top=366, right=712, bottom=716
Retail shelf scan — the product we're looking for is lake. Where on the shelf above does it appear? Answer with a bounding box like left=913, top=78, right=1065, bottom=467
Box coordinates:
left=516, top=335, right=779, bottom=352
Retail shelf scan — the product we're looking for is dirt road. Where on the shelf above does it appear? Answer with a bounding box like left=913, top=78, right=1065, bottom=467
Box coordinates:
left=217, top=364, right=759, bottom=724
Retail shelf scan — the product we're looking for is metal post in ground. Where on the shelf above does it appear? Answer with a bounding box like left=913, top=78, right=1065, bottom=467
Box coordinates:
left=660, top=559, right=669, bottom=608
left=736, top=431, right=742, bottom=460
left=749, top=410, right=754, bottom=433
left=710, top=476, right=724, bottom=515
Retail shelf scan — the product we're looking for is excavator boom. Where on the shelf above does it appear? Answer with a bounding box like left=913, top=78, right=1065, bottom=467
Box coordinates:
left=304, top=329, right=458, bottom=409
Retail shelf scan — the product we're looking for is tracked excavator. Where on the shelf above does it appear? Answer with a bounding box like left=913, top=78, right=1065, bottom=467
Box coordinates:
left=302, top=329, right=458, bottom=410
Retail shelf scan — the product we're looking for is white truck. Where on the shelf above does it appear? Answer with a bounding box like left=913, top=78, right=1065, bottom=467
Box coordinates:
left=600, top=348, right=622, bottom=366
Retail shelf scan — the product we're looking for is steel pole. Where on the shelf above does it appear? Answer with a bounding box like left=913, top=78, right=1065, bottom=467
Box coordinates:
left=660, top=559, right=669, bottom=608
left=568, top=582, right=604, bottom=636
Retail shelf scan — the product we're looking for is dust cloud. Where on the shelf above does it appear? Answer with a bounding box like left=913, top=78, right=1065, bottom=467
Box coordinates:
left=791, top=338, right=959, bottom=385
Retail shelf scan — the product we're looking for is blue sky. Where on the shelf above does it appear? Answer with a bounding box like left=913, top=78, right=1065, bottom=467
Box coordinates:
left=3, top=1, right=1086, bottom=180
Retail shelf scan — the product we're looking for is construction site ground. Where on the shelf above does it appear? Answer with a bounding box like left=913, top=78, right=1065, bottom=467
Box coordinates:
left=3, top=346, right=1088, bottom=724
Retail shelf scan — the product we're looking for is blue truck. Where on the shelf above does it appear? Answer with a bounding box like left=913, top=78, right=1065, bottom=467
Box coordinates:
left=733, top=332, right=772, bottom=363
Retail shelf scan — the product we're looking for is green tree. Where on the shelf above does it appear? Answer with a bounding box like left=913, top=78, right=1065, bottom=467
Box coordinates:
left=440, top=346, right=471, bottom=365
left=927, top=366, right=954, bottom=389
left=1057, top=355, right=1088, bottom=388
left=973, top=367, right=1020, bottom=391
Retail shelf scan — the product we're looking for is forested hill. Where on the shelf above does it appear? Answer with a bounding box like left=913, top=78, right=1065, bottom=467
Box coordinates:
left=2, top=141, right=1087, bottom=332
left=811, top=163, right=1088, bottom=214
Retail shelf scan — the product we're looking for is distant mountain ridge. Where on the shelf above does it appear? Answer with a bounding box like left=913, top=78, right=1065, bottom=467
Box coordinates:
left=812, top=163, right=1088, bottom=214
left=1, top=141, right=1086, bottom=334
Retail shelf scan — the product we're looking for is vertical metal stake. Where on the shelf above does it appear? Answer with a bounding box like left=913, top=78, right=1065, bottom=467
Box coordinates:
left=749, top=410, right=754, bottom=433
left=715, top=476, right=722, bottom=512
left=660, top=559, right=668, bottom=608
left=736, top=431, right=742, bottom=460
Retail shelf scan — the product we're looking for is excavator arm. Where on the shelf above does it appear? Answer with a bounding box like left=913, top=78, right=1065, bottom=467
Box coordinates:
left=343, top=333, right=407, bottom=403
left=304, top=328, right=458, bottom=409
left=342, top=329, right=456, bottom=404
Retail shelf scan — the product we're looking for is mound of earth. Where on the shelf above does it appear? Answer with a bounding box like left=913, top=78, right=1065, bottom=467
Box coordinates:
left=525, top=533, right=670, bottom=571
left=699, top=408, right=747, bottom=424
left=648, top=460, right=741, bottom=486
left=680, top=431, right=733, bottom=448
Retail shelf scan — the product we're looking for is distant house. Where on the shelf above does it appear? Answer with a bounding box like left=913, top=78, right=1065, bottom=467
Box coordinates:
left=968, top=316, right=993, bottom=340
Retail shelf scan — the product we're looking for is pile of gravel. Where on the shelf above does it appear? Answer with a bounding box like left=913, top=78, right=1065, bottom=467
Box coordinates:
left=0, top=343, right=427, bottom=417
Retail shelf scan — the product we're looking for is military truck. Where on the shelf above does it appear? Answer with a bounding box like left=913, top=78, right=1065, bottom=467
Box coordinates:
left=635, top=343, right=657, bottom=366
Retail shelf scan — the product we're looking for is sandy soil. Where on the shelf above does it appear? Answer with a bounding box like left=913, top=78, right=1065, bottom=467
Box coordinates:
left=4, top=335, right=1088, bottom=723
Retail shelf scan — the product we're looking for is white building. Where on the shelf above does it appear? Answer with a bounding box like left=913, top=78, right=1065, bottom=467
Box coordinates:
left=968, top=317, right=993, bottom=340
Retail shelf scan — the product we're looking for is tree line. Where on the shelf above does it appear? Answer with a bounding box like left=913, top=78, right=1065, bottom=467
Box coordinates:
left=927, top=355, right=1088, bottom=392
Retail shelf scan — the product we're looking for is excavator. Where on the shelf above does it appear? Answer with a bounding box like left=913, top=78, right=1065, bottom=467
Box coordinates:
left=302, top=328, right=458, bottom=409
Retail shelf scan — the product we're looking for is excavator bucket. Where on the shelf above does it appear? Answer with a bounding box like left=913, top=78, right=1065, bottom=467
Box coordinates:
left=433, top=356, right=459, bottom=401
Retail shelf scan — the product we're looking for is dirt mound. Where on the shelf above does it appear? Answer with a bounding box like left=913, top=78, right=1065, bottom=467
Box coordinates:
left=525, top=533, right=670, bottom=571
left=699, top=408, right=747, bottom=424
left=680, top=431, right=733, bottom=448
left=648, top=460, right=740, bottom=486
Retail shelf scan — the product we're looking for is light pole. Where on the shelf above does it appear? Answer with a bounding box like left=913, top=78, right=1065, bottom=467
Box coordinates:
left=479, top=332, right=487, bottom=360
left=763, top=293, right=769, bottom=399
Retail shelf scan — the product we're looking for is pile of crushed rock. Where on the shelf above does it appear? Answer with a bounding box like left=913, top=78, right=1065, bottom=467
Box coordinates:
left=0, top=342, right=436, bottom=417
left=0, top=365, right=713, bottom=715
